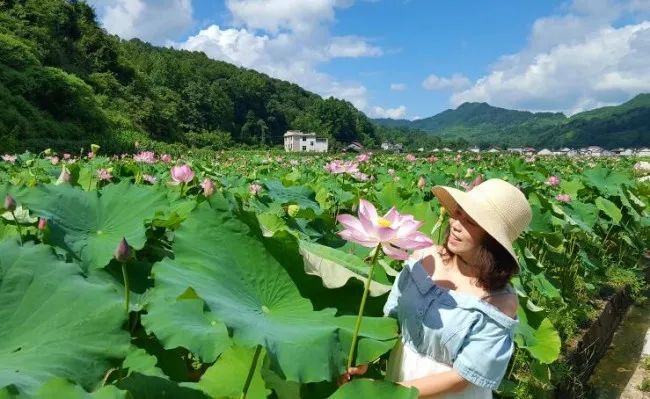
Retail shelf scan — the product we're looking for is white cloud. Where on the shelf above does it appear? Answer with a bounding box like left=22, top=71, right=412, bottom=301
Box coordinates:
left=88, top=0, right=194, bottom=43
left=171, top=0, right=386, bottom=115
left=450, top=0, right=650, bottom=114
left=390, top=83, right=407, bottom=91
left=367, top=105, right=407, bottom=119
left=422, top=73, right=471, bottom=91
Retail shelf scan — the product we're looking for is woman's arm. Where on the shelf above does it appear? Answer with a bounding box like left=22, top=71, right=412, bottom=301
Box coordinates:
left=399, top=369, right=470, bottom=398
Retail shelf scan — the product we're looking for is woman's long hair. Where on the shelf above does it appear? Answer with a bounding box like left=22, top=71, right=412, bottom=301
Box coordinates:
left=437, top=228, right=519, bottom=291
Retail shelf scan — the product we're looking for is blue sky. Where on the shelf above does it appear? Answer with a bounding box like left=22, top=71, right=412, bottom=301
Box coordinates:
left=89, top=0, right=650, bottom=120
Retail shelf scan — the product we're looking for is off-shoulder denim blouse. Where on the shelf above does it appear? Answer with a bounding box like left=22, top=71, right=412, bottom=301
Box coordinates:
left=383, top=257, right=518, bottom=390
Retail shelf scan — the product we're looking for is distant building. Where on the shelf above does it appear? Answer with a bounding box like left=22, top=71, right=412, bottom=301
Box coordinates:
left=344, top=142, right=364, bottom=152
left=381, top=142, right=403, bottom=152
left=618, top=149, right=634, bottom=156
left=507, top=147, right=525, bottom=154
left=537, top=148, right=552, bottom=155
left=637, top=148, right=650, bottom=157
left=284, top=131, right=328, bottom=152
left=469, top=147, right=480, bottom=153
left=487, top=148, right=501, bottom=153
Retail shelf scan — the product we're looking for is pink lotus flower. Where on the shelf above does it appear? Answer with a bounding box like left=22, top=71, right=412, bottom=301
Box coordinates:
left=38, top=218, right=47, bottom=231
left=336, top=200, right=433, bottom=260
left=405, top=154, right=417, bottom=162
left=171, top=164, right=194, bottom=184
left=143, top=174, right=157, bottom=184
left=201, top=178, right=215, bottom=197
left=249, top=183, right=262, bottom=195
left=417, top=176, right=426, bottom=189
left=87, top=152, right=95, bottom=159
left=63, top=153, right=71, bottom=160
left=556, top=194, right=571, bottom=203
left=324, top=160, right=359, bottom=175
left=97, top=169, right=112, bottom=181
left=50, top=156, right=60, bottom=165
left=2, top=154, right=16, bottom=163
left=427, top=156, right=438, bottom=163
left=356, top=153, right=371, bottom=162
left=160, top=154, right=172, bottom=163
left=547, top=176, right=560, bottom=186
left=352, top=172, right=369, bottom=181
left=134, top=151, right=156, bottom=164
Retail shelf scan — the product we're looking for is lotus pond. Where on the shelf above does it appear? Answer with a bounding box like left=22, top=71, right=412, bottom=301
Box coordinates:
left=0, top=149, right=648, bottom=398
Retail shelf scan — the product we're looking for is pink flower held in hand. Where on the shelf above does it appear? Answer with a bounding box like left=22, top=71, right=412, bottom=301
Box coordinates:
left=556, top=194, right=571, bottom=203
left=336, top=199, right=434, bottom=260
left=201, top=178, right=215, bottom=197
left=171, top=164, right=194, bottom=184
left=547, top=176, right=560, bottom=186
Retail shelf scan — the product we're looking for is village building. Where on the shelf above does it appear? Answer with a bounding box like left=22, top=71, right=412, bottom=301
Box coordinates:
left=283, top=131, right=328, bottom=152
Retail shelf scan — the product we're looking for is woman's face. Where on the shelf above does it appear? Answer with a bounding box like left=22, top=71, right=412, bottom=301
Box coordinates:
left=447, top=206, right=487, bottom=256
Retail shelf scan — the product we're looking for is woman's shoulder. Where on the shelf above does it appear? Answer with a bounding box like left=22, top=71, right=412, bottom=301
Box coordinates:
left=484, top=292, right=518, bottom=319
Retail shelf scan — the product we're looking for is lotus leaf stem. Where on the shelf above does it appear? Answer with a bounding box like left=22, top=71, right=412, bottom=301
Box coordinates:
left=241, top=344, right=262, bottom=399
left=346, top=244, right=382, bottom=370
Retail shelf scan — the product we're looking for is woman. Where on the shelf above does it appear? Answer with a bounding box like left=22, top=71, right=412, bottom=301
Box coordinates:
left=340, top=178, right=532, bottom=398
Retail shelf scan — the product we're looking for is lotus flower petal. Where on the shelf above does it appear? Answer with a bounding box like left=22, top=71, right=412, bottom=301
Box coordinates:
left=381, top=243, right=409, bottom=260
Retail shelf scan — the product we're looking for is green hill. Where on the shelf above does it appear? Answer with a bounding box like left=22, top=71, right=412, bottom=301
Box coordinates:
left=373, top=95, right=650, bottom=148
left=0, top=0, right=377, bottom=153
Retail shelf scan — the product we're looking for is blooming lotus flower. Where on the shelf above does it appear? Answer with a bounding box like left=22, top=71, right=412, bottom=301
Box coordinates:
left=547, top=176, right=560, bottom=186
left=63, top=153, right=71, bottom=160
left=97, top=169, right=112, bottom=181
left=143, top=174, right=157, bottom=184
left=556, top=194, right=571, bottom=203
left=201, top=178, right=215, bottom=197
left=427, top=155, right=438, bottom=163
left=405, top=154, right=417, bottom=162
left=50, top=156, right=60, bottom=165
left=352, top=172, right=369, bottom=181
left=356, top=153, right=371, bottom=162
left=171, top=164, right=194, bottom=184
left=2, top=154, right=17, bottom=163
left=249, top=183, right=262, bottom=195
left=134, top=151, right=156, bottom=164
left=336, top=200, right=433, bottom=260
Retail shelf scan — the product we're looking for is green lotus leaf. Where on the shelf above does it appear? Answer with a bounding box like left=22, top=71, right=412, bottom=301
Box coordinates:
left=150, top=195, right=397, bottom=383
left=0, top=240, right=130, bottom=395
left=20, top=181, right=167, bottom=270
left=328, top=379, right=418, bottom=399
left=583, top=167, right=630, bottom=197
left=32, top=378, right=127, bottom=399
left=514, top=308, right=561, bottom=364
left=116, top=373, right=209, bottom=399
left=121, top=348, right=166, bottom=378
left=594, top=196, right=622, bottom=224
left=263, top=180, right=321, bottom=213
left=141, top=298, right=231, bottom=363
left=298, top=240, right=392, bottom=297
left=185, top=345, right=269, bottom=399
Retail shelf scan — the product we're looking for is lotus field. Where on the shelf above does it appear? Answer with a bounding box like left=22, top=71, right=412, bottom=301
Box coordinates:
left=0, top=149, right=648, bottom=398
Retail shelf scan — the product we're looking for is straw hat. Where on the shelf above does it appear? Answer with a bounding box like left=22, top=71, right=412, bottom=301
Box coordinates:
left=431, top=178, right=532, bottom=266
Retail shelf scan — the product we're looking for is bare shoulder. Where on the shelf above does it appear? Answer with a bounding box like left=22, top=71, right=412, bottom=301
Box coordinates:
left=486, top=293, right=519, bottom=319
left=410, top=244, right=439, bottom=261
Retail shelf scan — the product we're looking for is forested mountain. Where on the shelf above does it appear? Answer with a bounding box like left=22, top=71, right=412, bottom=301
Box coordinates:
left=373, top=95, right=650, bottom=148
left=0, top=0, right=377, bottom=153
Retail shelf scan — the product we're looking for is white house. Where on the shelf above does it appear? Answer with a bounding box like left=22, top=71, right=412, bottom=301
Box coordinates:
left=284, top=131, right=328, bottom=153
left=637, top=148, right=650, bottom=157
left=469, top=147, right=480, bottom=153
left=537, top=148, right=552, bottom=155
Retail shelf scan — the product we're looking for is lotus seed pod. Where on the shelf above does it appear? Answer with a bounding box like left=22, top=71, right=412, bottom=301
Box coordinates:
left=287, top=204, right=300, bottom=217
left=114, top=238, right=131, bottom=263
left=90, top=144, right=100, bottom=154
left=4, top=194, right=16, bottom=212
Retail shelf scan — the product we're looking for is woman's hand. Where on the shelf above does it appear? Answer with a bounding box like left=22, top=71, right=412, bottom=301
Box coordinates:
left=337, top=364, right=369, bottom=386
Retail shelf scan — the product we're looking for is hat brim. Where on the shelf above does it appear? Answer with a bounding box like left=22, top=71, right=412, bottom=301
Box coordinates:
left=431, top=185, right=520, bottom=267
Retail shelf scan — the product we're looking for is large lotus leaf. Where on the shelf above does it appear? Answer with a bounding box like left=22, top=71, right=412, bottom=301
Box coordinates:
left=264, top=180, right=321, bottom=213
left=121, top=348, right=166, bottom=378
left=20, top=181, right=167, bottom=270
left=583, top=167, right=630, bottom=197
left=298, top=240, right=392, bottom=297
left=116, top=374, right=209, bottom=399
left=150, top=195, right=398, bottom=383
left=32, top=379, right=127, bottom=399
left=514, top=308, right=561, bottom=364
left=328, top=379, right=418, bottom=399
left=184, top=345, right=269, bottom=399
left=141, top=298, right=231, bottom=363
left=0, top=240, right=130, bottom=395
left=594, top=196, right=622, bottom=224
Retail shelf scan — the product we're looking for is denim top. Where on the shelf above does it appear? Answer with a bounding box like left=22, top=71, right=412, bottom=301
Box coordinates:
left=382, top=255, right=518, bottom=390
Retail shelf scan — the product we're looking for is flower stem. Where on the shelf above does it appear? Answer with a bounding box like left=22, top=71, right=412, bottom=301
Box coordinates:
left=240, top=344, right=262, bottom=399
left=10, top=210, right=23, bottom=246
left=121, top=262, right=130, bottom=317
left=180, top=182, right=186, bottom=196
left=346, top=244, right=382, bottom=370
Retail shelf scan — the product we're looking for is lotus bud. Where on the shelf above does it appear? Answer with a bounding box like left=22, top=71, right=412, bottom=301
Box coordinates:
left=114, top=238, right=131, bottom=263
left=287, top=204, right=300, bottom=217
left=4, top=194, right=16, bottom=212
left=417, top=176, right=426, bottom=190
left=38, top=217, right=47, bottom=231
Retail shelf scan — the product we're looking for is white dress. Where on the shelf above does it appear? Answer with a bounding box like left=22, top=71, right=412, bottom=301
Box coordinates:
left=385, top=339, right=493, bottom=399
